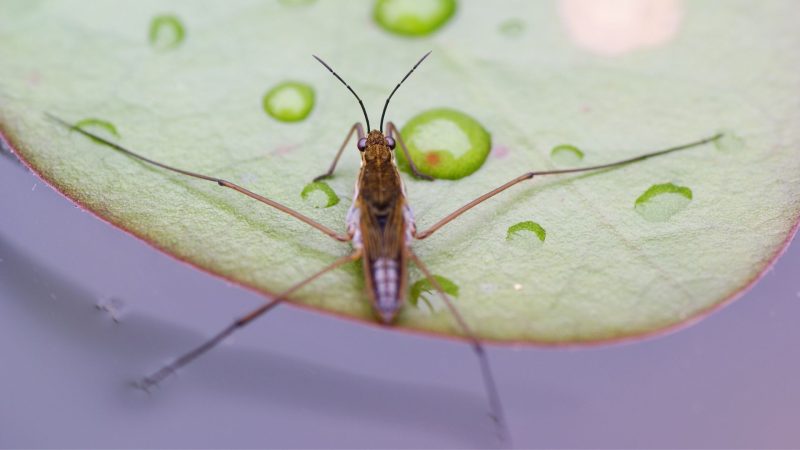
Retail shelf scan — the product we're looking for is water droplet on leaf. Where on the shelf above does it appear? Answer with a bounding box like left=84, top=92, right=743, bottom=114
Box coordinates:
left=634, top=182, right=692, bottom=222
left=73, top=118, right=120, bottom=144
left=149, top=15, right=185, bottom=51
left=398, top=108, right=491, bottom=179
left=507, top=220, right=546, bottom=243
left=550, top=144, right=584, bottom=166
left=409, top=274, right=458, bottom=313
left=301, top=181, right=339, bottom=208
left=373, top=0, right=456, bottom=37
left=713, top=130, right=745, bottom=152
left=499, top=18, right=525, bottom=37
left=263, top=81, right=315, bottom=122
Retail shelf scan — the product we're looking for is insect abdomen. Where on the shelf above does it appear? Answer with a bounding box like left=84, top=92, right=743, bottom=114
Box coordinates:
left=371, top=257, right=401, bottom=322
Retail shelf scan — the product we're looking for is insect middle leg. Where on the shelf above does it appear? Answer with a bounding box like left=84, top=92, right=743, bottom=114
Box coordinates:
left=407, top=250, right=511, bottom=446
left=47, top=113, right=351, bottom=242
left=313, top=122, right=364, bottom=181
left=136, top=250, right=362, bottom=390
left=415, top=133, right=723, bottom=240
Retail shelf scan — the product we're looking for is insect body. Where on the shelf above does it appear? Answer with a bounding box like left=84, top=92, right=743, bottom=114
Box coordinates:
left=47, top=51, right=722, bottom=446
left=351, top=130, right=412, bottom=322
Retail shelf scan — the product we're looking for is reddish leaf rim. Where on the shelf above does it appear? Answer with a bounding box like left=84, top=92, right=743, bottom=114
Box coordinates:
left=2, top=124, right=798, bottom=348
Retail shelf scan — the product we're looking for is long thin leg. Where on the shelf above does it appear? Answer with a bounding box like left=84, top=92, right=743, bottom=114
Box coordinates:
left=136, top=250, right=362, bottom=390
left=416, top=133, right=723, bottom=240
left=386, top=121, right=434, bottom=181
left=46, top=113, right=350, bottom=242
left=407, top=250, right=511, bottom=447
left=313, top=122, right=364, bottom=182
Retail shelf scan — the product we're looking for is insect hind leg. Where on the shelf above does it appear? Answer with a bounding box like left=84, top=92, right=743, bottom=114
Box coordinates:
left=134, top=250, right=361, bottom=391
left=407, top=250, right=512, bottom=447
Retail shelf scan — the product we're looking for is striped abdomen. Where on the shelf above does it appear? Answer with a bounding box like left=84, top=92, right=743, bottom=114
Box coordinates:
left=359, top=203, right=409, bottom=323
left=371, top=257, right=402, bottom=322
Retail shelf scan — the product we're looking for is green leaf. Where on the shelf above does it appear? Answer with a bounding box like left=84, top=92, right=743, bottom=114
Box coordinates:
left=1, top=1, right=798, bottom=343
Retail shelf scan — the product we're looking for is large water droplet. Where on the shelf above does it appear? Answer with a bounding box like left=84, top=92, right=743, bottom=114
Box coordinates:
left=634, top=183, right=692, bottom=222
left=263, top=81, right=315, bottom=123
left=398, top=108, right=491, bottom=180
left=373, top=0, right=457, bottom=37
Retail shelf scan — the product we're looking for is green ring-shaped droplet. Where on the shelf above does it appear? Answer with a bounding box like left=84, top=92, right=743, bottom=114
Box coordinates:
left=634, top=182, right=693, bottom=222
left=373, top=0, right=457, bottom=37
left=550, top=144, right=584, bottom=166
left=301, top=181, right=339, bottom=208
left=409, top=274, right=459, bottom=311
left=149, top=15, right=185, bottom=51
left=713, top=130, right=745, bottom=152
left=398, top=108, right=491, bottom=180
left=506, top=221, right=546, bottom=243
left=263, top=81, right=315, bottom=123
left=499, top=18, right=525, bottom=37
left=73, top=118, right=120, bottom=144
left=74, top=118, right=119, bottom=137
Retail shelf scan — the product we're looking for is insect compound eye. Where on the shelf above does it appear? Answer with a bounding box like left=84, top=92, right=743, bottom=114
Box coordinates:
left=357, top=137, right=367, bottom=151
left=385, top=136, right=396, bottom=149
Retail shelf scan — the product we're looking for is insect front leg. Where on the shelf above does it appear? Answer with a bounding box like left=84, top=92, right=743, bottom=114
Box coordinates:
left=406, top=250, right=511, bottom=447
left=415, top=133, right=723, bottom=240
left=313, top=122, right=364, bottom=182
left=386, top=121, right=434, bottom=181
left=135, top=250, right=362, bottom=391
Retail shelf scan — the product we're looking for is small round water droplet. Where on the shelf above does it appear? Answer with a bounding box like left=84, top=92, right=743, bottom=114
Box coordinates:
left=713, top=130, right=745, bottom=152
left=398, top=108, right=491, bottom=180
left=550, top=144, right=584, bottom=166
left=409, top=274, right=459, bottom=313
left=149, top=15, right=185, bottom=51
left=499, top=18, right=525, bottom=37
left=263, top=81, right=315, bottom=122
left=634, top=183, right=693, bottom=222
left=506, top=221, right=546, bottom=243
left=373, top=0, right=456, bottom=37
left=301, top=181, right=339, bottom=208
left=73, top=118, right=120, bottom=143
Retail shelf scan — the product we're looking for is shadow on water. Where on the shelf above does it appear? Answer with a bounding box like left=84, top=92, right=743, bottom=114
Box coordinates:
left=0, top=235, right=492, bottom=447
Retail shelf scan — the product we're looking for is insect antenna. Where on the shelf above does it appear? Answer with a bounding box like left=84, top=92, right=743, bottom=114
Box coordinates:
left=313, top=55, right=371, bottom=131
left=379, top=50, right=432, bottom=132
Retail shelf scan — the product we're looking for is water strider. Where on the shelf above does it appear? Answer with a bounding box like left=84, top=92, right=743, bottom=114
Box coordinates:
left=47, top=51, right=722, bottom=446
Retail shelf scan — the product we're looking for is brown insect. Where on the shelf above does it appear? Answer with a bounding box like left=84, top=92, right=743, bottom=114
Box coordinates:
left=48, top=51, right=721, bottom=445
